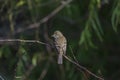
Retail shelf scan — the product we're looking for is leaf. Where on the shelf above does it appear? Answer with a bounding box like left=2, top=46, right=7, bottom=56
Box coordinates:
left=79, top=31, right=85, bottom=45
left=15, top=59, right=25, bottom=76
left=32, top=55, right=37, bottom=66
left=94, top=11, right=104, bottom=35
left=91, top=19, right=103, bottom=42
left=16, top=0, right=25, bottom=8
left=111, top=0, right=120, bottom=32
left=85, top=28, right=97, bottom=48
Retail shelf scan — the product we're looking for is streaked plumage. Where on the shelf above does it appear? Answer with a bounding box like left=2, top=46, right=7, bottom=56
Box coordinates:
left=52, top=30, right=67, bottom=64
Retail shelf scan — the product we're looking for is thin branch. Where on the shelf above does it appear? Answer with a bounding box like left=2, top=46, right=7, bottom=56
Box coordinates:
left=69, top=46, right=89, bottom=80
left=69, top=45, right=78, bottom=63
left=63, top=54, right=104, bottom=80
left=15, top=0, right=73, bottom=33
left=0, top=39, right=50, bottom=46
left=38, top=26, right=52, bottom=80
left=0, top=38, right=104, bottom=80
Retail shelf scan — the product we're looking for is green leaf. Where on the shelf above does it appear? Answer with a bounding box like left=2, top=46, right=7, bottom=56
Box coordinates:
left=15, top=59, right=24, bottom=77
left=94, top=11, right=103, bottom=35
left=79, top=31, right=85, bottom=45
left=16, top=0, right=25, bottom=8
left=32, top=55, right=37, bottom=66
left=91, top=19, right=103, bottom=42
left=111, top=0, right=120, bottom=32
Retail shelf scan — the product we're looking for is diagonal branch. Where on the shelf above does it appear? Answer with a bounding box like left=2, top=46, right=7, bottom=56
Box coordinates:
left=15, top=0, right=73, bottom=34
left=0, top=38, right=104, bottom=80
left=63, top=54, right=104, bottom=80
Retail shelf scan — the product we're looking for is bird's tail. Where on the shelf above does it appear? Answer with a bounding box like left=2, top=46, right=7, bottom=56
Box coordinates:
left=58, top=54, right=63, bottom=64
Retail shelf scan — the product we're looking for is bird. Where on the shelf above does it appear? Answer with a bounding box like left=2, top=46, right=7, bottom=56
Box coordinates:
left=52, top=30, right=67, bottom=64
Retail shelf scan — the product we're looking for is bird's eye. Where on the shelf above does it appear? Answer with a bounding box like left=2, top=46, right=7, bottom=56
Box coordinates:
left=55, top=35, right=59, bottom=38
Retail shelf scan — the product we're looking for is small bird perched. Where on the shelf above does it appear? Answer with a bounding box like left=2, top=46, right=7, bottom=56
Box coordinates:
left=52, top=30, right=67, bottom=64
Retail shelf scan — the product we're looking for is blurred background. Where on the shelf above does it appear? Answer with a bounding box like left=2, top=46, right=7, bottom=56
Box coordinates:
left=0, top=0, right=120, bottom=80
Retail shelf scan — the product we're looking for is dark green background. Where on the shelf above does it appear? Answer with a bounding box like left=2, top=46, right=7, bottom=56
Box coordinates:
left=0, top=0, right=120, bottom=80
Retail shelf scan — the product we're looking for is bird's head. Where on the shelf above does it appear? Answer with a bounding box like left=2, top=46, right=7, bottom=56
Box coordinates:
left=51, top=30, right=63, bottom=39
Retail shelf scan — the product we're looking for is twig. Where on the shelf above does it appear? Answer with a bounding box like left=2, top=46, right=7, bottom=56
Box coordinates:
left=69, top=45, right=78, bottom=63
left=0, top=38, right=104, bottom=80
left=63, top=54, right=104, bottom=80
left=69, top=46, right=89, bottom=80
left=38, top=25, right=52, bottom=80
left=0, top=39, right=50, bottom=46
left=15, top=0, right=73, bottom=33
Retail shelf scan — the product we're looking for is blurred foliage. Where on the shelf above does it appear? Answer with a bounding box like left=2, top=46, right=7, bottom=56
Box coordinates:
left=0, top=0, right=120, bottom=80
